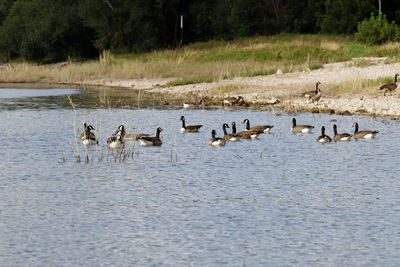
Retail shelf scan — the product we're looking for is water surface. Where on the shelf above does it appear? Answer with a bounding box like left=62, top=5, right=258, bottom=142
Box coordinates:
left=0, top=88, right=399, bottom=266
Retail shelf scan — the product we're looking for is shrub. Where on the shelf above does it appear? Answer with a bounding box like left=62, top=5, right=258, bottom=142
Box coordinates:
left=355, top=13, right=400, bottom=45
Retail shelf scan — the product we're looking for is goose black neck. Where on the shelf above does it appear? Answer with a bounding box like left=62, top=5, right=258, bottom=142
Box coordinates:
left=245, top=120, right=250, bottom=130
left=333, top=125, right=337, bottom=135
left=354, top=123, right=359, bottom=133
left=156, top=128, right=161, bottom=138
left=181, top=118, right=185, bottom=128
left=292, top=118, right=296, bottom=127
left=396, top=74, right=398, bottom=83
left=321, top=126, right=325, bottom=135
left=232, top=123, right=237, bottom=134
left=211, top=130, right=216, bottom=138
left=222, top=124, right=228, bottom=135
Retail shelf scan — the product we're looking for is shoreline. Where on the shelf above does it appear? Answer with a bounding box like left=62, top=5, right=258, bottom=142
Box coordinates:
left=2, top=58, right=400, bottom=118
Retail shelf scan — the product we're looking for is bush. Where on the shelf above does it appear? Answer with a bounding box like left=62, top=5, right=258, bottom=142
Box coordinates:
left=355, top=13, right=400, bottom=45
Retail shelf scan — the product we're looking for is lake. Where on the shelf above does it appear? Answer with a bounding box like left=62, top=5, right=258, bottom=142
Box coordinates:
left=0, top=87, right=399, bottom=266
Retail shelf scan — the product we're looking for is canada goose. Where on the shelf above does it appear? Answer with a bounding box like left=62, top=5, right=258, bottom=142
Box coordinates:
left=352, top=122, right=379, bottom=139
left=183, top=99, right=202, bottom=108
left=107, top=125, right=126, bottom=148
left=333, top=124, right=351, bottom=141
left=223, top=96, right=244, bottom=107
left=222, top=123, right=240, bottom=142
left=139, top=127, right=163, bottom=146
left=236, top=123, right=259, bottom=139
left=316, top=126, right=332, bottom=143
left=290, top=118, right=314, bottom=133
left=180, top=116, right=202, bottom=133
left=243, top=119, right=273, bottom=134
left=208, top=130, right=226, bottom=146
left=302, top=81, right=321, bottom=99
left=81, top=124, right=98, bottom=145
left=379, top=73, right=399, bottom=96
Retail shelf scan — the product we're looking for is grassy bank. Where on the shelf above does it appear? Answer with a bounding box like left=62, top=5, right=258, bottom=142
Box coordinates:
left=1, top=34, right=400, bottom=86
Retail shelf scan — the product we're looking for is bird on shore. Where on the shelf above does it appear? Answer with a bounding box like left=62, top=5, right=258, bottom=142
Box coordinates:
left=223, top=96, right=244, bottom=107
left=222, top=123, right=240, bottom=142
left=302, top=81, right=321, bottom=99
left=243, top=119, right=273, bottom=134
left=333, top=124, right=351, bottom=141
left=290, top=118, right=314, bottom=133
left=352, top=122, right=379, bottom=139
left=180, top=116, right=202, bottom=133
left=208, top=130, right=226, bottom=146
left=316, top=126, right=332, bottom=143
left=379, top=73, right=399, bottom=96
left=81, top=123, right=98, bottom=145
left=139, top=127, right=163, bottom=146
left=183, top=99, right=202, bottom=108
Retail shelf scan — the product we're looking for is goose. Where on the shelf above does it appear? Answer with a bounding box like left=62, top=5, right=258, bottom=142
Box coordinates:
left=180, top=116, right=202, bottom=133
left=290, top=118, right=314, bottom=133
left=222, top=123, right=240, bottom=142
left=379, top=73, right=399, bottom=96
left=208, top=130, right=226, bottom=146
left=139, top=127, right=163, bottom=146
left=236, top=123, right=259, bottom=139
left=243, top=119, right=273, bottom=134
left=316, top=126, right=332, bottom=143
left=333, top=124, right=351, bottom=141
left=302, top=81, right=321, bottom=99
left=223, top=96, right=244, bottom=107
left=107, top=125, right=126, bottom=148
left=352, top=122, right=379, bottom=139
left=81, top=124, right=98, bottom=145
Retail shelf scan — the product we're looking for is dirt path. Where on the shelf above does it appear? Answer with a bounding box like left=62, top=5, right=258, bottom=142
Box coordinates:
left=81, top=57, right=400, bottom=117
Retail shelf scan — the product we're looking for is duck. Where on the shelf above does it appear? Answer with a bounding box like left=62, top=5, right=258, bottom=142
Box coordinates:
left=139, top=127, right=163, bottom=146
left=379, top=73, right=399, bottom=96
left=208, top=130, right=226, bottom=146
left=81, top=124, right=98, bottom=145
left=107, top=125, right=126, bottom=148
left=316, top=126, right=332, bottom=143
left=243, top=119, right=273, bottom=134
left=222, top=123, right=240, bottom=142
left=290, top=118, right=314, bottom=133
left=180, top=116, right=202, bottom=133
left=223, top=96, right=244, bottom=107
left=333, top=124, right=351, bottom=141
left=302, top=81, right=321, bottom=99
left=352, top=122, right=379, bottom=139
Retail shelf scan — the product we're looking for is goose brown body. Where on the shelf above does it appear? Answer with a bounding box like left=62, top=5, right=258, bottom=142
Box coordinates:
left=352, top=122, right=379, bottom=139
left=243, top=119, right=273, bottom=134
left=316, top=126, right=332, bottom=143
left=208, top=130, right=226, bottom=146
left=379, top=74, right=398, bottom=96
left=222, top=123, right=240, bottom=141
left=333, top=124, right=351, bottom=141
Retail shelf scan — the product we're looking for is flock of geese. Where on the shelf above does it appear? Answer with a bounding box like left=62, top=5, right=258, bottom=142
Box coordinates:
left=79, top=115, right=379, bottom=148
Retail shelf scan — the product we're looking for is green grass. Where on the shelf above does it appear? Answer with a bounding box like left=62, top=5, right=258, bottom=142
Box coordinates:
left=3, top=34, right=400, bottom=86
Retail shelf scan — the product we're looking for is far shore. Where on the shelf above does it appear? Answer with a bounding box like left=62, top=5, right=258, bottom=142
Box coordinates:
left=2, top=57, right=400, bottom=118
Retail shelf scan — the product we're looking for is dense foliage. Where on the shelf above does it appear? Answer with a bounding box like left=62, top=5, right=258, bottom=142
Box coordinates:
left=0, top=0, right=399, bottom=62
left=356, top=13, right=400, bottom=44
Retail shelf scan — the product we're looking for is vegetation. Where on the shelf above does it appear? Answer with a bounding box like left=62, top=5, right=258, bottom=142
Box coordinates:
left=356, top=13, right=400, bottom=45
left=0, top=0, right=399, bottom=63
left=1, top=34, right=400, bottom=86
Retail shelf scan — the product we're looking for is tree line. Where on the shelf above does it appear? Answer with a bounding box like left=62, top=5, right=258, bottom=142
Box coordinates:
left=0, top=0, right=399, bottom=62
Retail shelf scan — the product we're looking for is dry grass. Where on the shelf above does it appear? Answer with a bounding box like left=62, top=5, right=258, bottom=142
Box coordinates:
left=330, top=75, right=391, bottom=94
